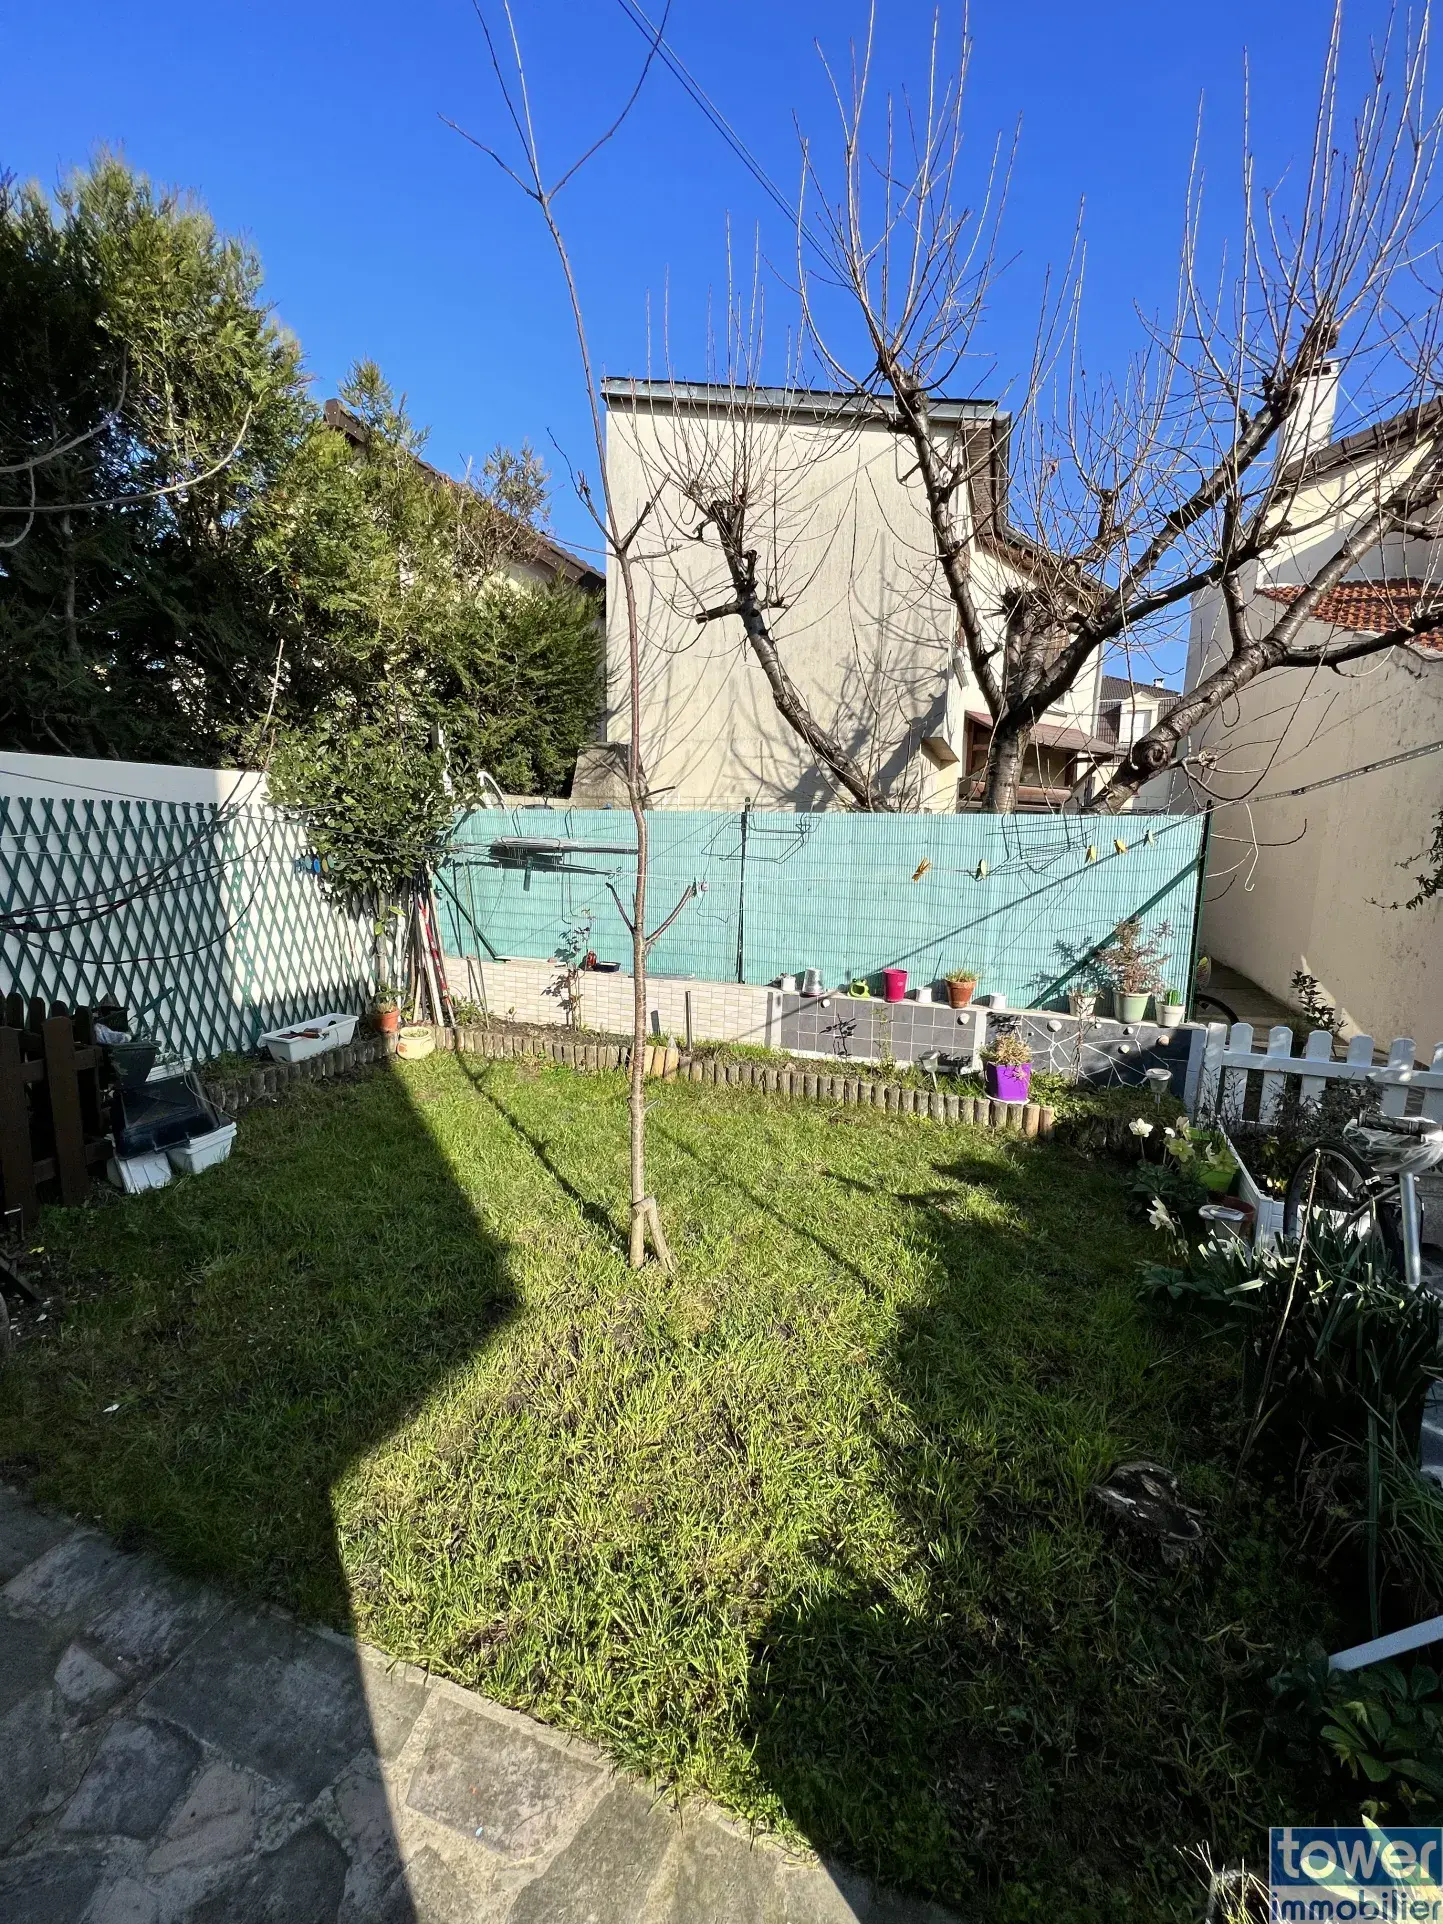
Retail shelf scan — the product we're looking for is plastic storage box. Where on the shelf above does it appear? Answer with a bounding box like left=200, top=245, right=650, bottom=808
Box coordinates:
left=108, top=1151, right=173, bottom=1194
left=167, top=1121, right=237, bottom=1176
left=256, top=1012, right=359, bottom=1063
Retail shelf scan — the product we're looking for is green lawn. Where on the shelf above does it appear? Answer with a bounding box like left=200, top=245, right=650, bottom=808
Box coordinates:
left=0, top=1054, right=1332, bottom=1920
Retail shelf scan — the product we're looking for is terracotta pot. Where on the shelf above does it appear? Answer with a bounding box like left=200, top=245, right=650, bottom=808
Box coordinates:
left=946, top=978, right=976, bottom=1008
left=375, top=1007, right=400, bottom=1035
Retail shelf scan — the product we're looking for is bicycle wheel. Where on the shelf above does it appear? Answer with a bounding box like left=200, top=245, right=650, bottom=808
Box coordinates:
left=1193, top=991, right=1239, bottom=1026
left=1283, top=1140, right=1403, bottom=1271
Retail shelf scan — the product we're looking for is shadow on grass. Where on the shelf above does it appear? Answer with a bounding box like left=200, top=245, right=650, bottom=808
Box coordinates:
left=455, top=1054, right=622, bottom=1247
left=741, top=1136, right=1321, bottom=1918
left=0, top=1058, right=517, bottom=1922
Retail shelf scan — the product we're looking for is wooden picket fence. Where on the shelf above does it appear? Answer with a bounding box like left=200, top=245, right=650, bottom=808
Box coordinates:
left=0, top=997, right=112, bottom=1231
left=1195, top=1022, right=1443, bottom=1124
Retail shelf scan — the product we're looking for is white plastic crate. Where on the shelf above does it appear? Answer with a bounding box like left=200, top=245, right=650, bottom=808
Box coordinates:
left=167, top=1121, right=237, bottom=1177
left=107, top=1151, right=172, bottom=1194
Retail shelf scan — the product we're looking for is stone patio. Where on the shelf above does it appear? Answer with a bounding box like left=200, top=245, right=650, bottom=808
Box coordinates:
left=0, top=1489, right=959, bottom=1923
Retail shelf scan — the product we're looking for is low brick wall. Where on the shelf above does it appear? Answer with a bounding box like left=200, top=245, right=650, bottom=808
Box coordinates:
left=205, top=1025, right=1056, bottom=1137
left=443, top=956, right=1202, bottom=1100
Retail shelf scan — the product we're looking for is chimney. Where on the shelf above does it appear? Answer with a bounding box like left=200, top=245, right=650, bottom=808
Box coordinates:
left=1279, top=361, right=1340, bottom=470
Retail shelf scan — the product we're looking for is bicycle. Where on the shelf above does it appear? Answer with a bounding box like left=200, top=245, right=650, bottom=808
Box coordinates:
left=1284, top=1089, right=1443, bottom=1476
left=1283, top=1099, right=1443, bottom=1298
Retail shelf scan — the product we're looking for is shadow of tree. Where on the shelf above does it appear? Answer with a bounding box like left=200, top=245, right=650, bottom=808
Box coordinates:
left=743, top=1141, right=1327, bottom=1917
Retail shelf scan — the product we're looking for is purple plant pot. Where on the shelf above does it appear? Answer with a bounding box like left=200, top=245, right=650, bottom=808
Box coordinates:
left=985, top=1062, right=1032, bottom=1103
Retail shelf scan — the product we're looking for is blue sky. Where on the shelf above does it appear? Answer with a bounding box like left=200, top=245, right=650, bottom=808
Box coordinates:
left=2, top=0, right=1392, bottom=573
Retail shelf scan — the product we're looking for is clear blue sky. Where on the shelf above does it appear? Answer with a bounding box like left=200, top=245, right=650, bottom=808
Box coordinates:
left=2, top=0, right=1394, bottom=572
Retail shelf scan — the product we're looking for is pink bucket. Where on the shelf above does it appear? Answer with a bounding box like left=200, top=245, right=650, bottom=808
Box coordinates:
left=882, top=968, right=908, bottom=1002
left=984, top=1062, right=1032, bottom=1103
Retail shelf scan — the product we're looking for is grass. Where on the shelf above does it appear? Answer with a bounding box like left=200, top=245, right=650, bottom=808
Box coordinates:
left=0, top=1054, right=1334, bottom=1920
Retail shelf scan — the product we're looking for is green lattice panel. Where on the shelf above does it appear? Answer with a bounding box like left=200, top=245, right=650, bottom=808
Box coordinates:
left=0, top=795, right=370, bottom=1061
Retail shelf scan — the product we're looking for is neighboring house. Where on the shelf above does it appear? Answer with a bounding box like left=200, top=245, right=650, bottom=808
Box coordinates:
left=1079, top=676, right=1182, bottom=810
left=322, top=400, right=603, bottom=597
left=1179, top=382, right=1443, bottom=1044
left=601, top=380, right=1132, bottom=812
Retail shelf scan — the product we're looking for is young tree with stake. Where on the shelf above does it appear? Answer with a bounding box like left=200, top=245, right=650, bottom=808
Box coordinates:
left=453, top=2, right=694, bottom=1269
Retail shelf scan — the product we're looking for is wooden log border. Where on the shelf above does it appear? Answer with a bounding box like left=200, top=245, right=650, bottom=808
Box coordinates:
left=207, top=1026, right=1055, bottom=1140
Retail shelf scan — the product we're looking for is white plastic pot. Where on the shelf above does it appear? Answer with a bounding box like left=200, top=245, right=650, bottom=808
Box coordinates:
left=1158, top=1004, right=1185, bottom=1029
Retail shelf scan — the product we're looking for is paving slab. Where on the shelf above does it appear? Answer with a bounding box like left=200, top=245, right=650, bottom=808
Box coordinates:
left=0, top=1488, right=962, bottom=1923
left=0, top=1845, right=108, bottom=1923
left=59, top=1718, right=199, bottom=1839
left=141, top=1606, right=377, bottom=1805
left=405, top=1693, right=604, bottom=1862
left=0, top=1489, right=74, bottom=1583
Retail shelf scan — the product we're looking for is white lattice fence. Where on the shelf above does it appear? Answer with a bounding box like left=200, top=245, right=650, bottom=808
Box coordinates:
left=1195, top=1023, right=1443, bottom=1123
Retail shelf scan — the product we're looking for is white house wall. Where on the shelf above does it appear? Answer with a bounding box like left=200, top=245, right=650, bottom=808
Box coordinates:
left=1184, top=581, right=1443, bottom=1044
left=604, top=401, right=1102, bottom=811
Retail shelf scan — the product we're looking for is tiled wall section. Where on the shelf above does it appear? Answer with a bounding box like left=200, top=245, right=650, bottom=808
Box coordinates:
left=444, top=955, right=1206, bottom=1096
left=445, top=957, right=777, bottom=1050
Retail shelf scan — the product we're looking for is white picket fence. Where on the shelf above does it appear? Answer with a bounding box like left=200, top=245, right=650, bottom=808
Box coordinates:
left=1196, top=1023, right=1443, bottom=1124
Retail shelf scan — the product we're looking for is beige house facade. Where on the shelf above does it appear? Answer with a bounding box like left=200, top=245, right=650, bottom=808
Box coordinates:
left=1181, top=388, right=1443, bottom=1045
left=599, top=381, right=1117, bottom=812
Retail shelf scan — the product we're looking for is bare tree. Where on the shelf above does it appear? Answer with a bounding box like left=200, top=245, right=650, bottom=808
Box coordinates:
left=454, top=1, right=695, bottom=1269
left=606, top=350, right=900, bottom=811
left=763, top=2, right=1443, bottom=811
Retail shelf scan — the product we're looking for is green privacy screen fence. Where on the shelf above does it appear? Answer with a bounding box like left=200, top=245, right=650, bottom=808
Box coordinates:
left=438, top=807, right=1209, bottom=1006
left=1, top=793, right=370, bottom=1062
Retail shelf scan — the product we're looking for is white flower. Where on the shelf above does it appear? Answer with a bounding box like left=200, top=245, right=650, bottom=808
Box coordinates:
left=102, top=1403, right=120, bottom=1415
left=1147, top=1197, right=1177, bottom=1234
left=1129, top=1117, right=1154, bottom=1137
left=1164, top=1127, right=1177, bottom=1139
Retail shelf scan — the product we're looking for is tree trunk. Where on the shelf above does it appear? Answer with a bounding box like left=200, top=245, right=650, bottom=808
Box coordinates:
left=617, top=549, right=674, bottom=1270
left=981, top=720, right=1031, bottom=812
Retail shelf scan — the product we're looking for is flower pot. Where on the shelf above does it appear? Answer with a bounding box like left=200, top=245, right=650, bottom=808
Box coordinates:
left=882, top=967, right=908, bottom=1003
left=1158, top=1003, right=1184, bottom=1029
left=1067, top=990, right=1097, bottom=1019
left=396, top=1025, right=435, bottom=1061
left=946, top=978, right=976, bottom=1008
left=375, top=1008, right=400, bottom=1035
left=984, top=1061, right=1032, bottom=1102
left=1116, top=992, right=1150, bottom=1023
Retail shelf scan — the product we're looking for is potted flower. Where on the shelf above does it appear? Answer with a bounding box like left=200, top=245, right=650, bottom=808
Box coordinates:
left=945, top=968, right=978, bottom=1009
left=373, top=986, right=401, bottom=1036
left=1158, top=988, right=1185, bottom=1030
left=982, top=1030, right=1032, bottom=1102
left=1097, top=917, right=1171, bottom=1023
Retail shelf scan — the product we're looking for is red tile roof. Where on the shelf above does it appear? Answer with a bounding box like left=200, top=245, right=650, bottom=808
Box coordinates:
left=1259, top=578, right=1443, bottom=649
